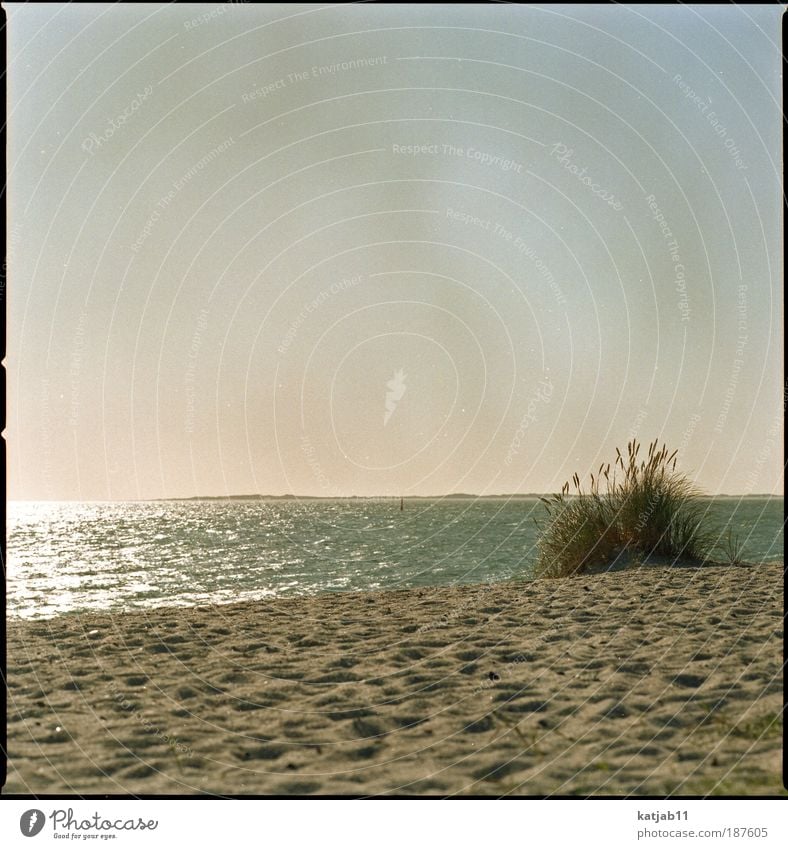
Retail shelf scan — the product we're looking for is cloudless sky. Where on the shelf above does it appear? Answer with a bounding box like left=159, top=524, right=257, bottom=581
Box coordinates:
left=6, top=3, right=784, bottom=499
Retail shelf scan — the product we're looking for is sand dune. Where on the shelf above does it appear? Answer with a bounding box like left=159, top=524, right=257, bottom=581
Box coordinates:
left=5, top=563, right=783, bottom=796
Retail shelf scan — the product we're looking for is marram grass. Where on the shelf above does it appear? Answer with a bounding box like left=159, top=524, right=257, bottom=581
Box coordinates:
left=535, top=441, right=713, bottom=578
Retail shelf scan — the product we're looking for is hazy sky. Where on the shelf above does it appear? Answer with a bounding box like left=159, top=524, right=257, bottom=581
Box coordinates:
left=6, top=3, right=783, bottom=499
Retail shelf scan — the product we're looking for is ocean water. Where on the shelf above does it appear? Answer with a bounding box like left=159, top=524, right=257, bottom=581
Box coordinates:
left=7, top=497, right=784, bottom=619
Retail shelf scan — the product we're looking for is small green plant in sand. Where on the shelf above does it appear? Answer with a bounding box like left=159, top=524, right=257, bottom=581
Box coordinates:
left=668, top=769, right=788, bottom=797
left=700, top=706, right=782, bottom=741
left=716, top=527, right=746, bottom=566
left=729, top=711, right=782, bottom=741
left=535, top=440, right=712, bottom=578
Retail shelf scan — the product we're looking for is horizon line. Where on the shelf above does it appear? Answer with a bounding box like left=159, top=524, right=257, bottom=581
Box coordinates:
left=8, top=492, right=784, bottom=503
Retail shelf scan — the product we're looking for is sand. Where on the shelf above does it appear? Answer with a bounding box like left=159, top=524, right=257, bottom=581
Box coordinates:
left=5, top=562, right=784, bottom=796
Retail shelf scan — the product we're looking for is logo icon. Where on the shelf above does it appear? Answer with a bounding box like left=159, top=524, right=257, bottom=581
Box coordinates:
left=384, top=368, right=407, bottom=426
left=20, top=810, right=46, bottom=837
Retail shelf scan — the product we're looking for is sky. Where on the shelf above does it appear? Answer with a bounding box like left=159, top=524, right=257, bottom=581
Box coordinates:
left=5, top=3, right=784, bottom=500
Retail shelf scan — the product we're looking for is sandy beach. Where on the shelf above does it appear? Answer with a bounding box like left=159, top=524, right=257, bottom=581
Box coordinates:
left=5, top=562, right=783, bottom=796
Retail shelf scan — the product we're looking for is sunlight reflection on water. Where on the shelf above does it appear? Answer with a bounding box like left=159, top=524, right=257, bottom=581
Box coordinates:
left=7, top=497, right=783, bottom=618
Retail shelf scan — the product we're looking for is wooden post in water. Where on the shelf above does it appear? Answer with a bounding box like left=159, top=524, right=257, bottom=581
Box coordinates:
left=400, top=497, right=404, bottom=511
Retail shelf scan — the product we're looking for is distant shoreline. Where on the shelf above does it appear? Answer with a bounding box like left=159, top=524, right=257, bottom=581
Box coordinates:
left=9, top=493, right=783, bottom=503
left=159, top=493, right=782, bottom=502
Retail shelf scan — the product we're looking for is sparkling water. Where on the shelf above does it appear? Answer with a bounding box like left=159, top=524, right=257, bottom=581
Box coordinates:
left=7, top=497, right=783, bottom=618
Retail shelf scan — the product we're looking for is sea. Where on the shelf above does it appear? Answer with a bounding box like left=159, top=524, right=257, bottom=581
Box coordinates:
left=6, top=497, right=784, bottom=619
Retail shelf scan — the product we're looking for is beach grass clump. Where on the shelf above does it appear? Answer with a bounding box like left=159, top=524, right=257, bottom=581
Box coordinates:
left=535, top=440, right=711, bottom=578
